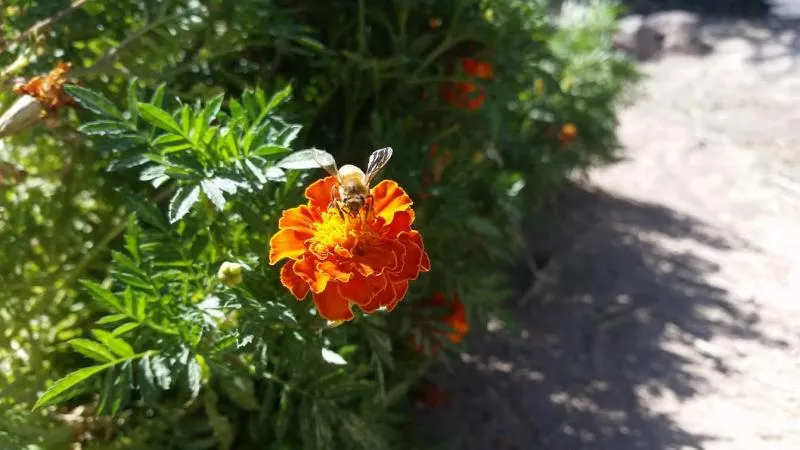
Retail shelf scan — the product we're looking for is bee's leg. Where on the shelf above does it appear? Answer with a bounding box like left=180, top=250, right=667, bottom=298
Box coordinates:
left=328, top=185, right=339, bottom=211
left=363, top=195, right=375, bottom=222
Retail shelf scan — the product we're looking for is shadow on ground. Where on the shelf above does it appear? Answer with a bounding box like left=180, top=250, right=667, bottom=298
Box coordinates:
left=619, top=0, right=770, bottom=17
left=417, top=184, right=785, bottom=450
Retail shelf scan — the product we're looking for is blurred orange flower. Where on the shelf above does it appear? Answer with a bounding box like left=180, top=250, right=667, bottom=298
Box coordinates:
left=558, top=123, right=578, bottom=147
left=411, top=292, right=470, bottom=354
left=13, top=62, right=76, bottom=113
left=439, top=58, right=493, bottom=111
left=269, top=176, right=431, bottom=321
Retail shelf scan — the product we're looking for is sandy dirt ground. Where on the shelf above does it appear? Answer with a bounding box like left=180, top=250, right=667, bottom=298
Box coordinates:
left=418, top=18, right=800, bottom=450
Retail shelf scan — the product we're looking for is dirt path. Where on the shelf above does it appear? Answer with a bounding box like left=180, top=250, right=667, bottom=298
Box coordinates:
left=420, top=19, right=800, bottom=450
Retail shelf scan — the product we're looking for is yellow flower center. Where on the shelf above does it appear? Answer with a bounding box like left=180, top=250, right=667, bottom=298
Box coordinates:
left=310, top=208, right=372, bottom=258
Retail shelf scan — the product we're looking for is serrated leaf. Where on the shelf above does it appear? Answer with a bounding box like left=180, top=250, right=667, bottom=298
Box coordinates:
left=321, top=348, right=347, bottom=365
left=202, top=93, right=224, bottom=124
left=34, top=363, right=114, bottom=410
left=264, top=166, right=286, bottom=181
left=78, top=120, right=133, bottom=136
left=127, top=77, right=139, bottom=125
left=127, top=196, right=168, bottom=231
left=125, top=216, right=140, bottom=262
left=98, top=361, right=132, bottom=416
left=92, top=329, right=135, bottom=358
left=65, top=85, right=121, bottom=118
left=187, top=357, right=202, bottom=399
left=168, top=185, right=201, bottom=223
left=138, top=103, right=184, bottom=135
left=244, top=159, right=267, bottom=183
left=107, top=153, right=150, bottom=172
left=69, top=339, right=116, bottom=363
left=80, top=280, right=122, bottom=311
left=112, top=322, right=140, bottom=337
left=96, top=314, right=127, bottom=325
left=201, top=179, right=226, bottom=211
left=148, top=355, right=173, bottom=390
left=220, top=375, right=259, bottom=411
left=276, top=124, right=302, bottom=147
left=276, top=148, right=333, bottom=170
left=252, top=144, right=289, bottom=157
left=264, top=84, right=292, bottom=114
left=139, top=165, right=166, bottom=181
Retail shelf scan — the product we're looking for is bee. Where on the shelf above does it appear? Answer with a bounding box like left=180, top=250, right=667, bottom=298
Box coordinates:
left=312, top=147, right=394, bottom=218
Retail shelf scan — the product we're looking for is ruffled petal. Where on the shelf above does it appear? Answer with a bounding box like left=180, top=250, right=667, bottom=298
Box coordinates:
left=337, top=272, right=372, bottom=306
left=278, top=205, right=320, bottom=233
left=379, top=209, right=414, bottom=237
left=280, top=261, right=309, bottom=300
left=305, top=176, right=339, bottom=211
left=293, top=256, right=330, bottom=294
left=352, top=241, right=397, bottom=277
left=359, top=276, right=394, bottom=314
left=410, top=231, right=431, bottom=272
left=392, top=233, right=425, bottom=280
left=268, top=229, right=309, bottom=265
left=384, top=280, right=409, bottom=310
left=371, top=180, right=413, bottom=225
left=317, top=260, right=352, bottom=283
left=312, top=285, right=354, bottom=321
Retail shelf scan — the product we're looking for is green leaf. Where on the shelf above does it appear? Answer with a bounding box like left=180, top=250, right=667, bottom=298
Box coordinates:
left=80, top=280, right=122, bottom=311
left=150, top=83, right=166, bottom=108
left=276, top=124, right=302, bottom=147
left=69, top=339, right=116, bottom=363
left=321, top=348, right=347, bottom=365
left=276, top=148, right=332, bottom=170
left=34, top=363, right=114, bottom=410
left=200, top=179, right=225, bottom=211
left=138, top=103, right=184, bottom=135
left=107, top=154, right=150, bottom=172
left=98, top=361, right=132, bottom=416
left=264, top=84, right=292, bottom=114
left=202, top=93, right=224, bottom=124
left=220, top=375, right=259, bottom=411
left=252, top=145, right=289, bottom=157
left=168, top=185, right=201, bottom=223
left=187, top=357, right=202, bottom=399
left=125, top=215, right=140, bottom=262
left=96, top=314, right=127, bottom=325
left=92, top=329, right=135, bottom=358
left=127, top=196, right=169, bottom=231
left=127, top=77, right=139, bottom=125
left=112, top=322, right=140, bottom=337
left=65, top=85, right=121, bottom=118
left=78, top=120, right=134, bottom=136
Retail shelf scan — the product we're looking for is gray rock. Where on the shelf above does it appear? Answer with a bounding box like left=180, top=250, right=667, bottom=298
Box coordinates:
left=613, top=10, right=713, bottom=62
left=613, top=15, right=666, bottom=61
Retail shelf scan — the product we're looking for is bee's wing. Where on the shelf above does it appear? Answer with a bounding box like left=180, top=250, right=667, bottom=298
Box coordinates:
left=365, top=147, right=393, bottom=183
left=311, top=149, right=340, bottom=180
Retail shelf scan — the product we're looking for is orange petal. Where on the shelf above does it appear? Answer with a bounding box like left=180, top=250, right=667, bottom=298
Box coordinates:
left=268, top=229, right=310, bottom=265
left=411, top=231, right=431, bottom=272
left=278, top=205, right=319, bottom=233
left=337, top=272, right=372, bottom=307
left=371, top=180, right=413, bottom=225
left=317, top=260, right=352, bottom=283
left=384, top=280, right=409, bottom=310
left=293, top=256, right=330, bottom=294
left=352, top=242, right=397, bottom=277
left=360, top=275, right=389, bottom=313
left=380, top=210, right=414, bottom=237
left=392, top=234, right=424, bottom=280
left=366, top=275, right=396, bottom=311
left=312, top=284, right=355, bottom=321
left=305, top=176, right=339, bottom=211
left=280, top=261, right=309, bottom=300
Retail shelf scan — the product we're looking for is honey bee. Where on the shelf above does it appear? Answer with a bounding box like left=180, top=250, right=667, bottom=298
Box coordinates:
left=312, top=147, right=393, bottom=218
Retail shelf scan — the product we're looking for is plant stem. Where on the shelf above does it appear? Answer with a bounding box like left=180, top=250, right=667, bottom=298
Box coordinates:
left=0, top=0, right=89, bottom=54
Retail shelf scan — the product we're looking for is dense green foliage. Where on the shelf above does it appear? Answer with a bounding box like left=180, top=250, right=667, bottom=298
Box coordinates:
left=0, top=0, right=638, bottom=448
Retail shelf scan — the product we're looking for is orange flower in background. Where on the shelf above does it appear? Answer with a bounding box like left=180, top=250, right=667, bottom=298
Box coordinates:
left=13, top=62, right=76, bottom=113
left=411, top=292, right=470, bottom=354
left=269, top=176, right=431, bottom=321
left=558, top=123, right=578, bottom=147
left=428, top=17, right=443, bottom=29
left=439, top=58, right=494, bottom=111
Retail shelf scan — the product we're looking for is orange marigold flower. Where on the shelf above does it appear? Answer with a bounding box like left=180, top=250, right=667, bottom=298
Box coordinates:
left=558, top=123, right=578, bottom=147
left=13, top=62, right=76, bottom=113
left=269, top=176, right=431, bottom=321
left=460, top=58, right=494, bottom=80
left=411, top=292, right=470, bottom=354
left=428, top=17, right=443, bottom=29
left=438, top=81, right=486, bottom=111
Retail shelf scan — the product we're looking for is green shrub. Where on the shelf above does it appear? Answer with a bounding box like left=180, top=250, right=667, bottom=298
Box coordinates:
left=0, top=0, right=638, bottom=448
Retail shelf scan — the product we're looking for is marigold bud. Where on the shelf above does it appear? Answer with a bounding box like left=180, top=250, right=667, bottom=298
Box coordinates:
left=217, top=261, right=244, bottom=287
